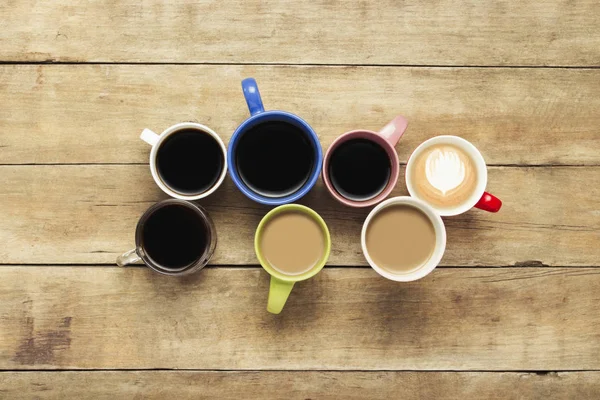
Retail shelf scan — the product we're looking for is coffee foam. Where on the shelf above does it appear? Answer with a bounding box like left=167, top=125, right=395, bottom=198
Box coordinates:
left=425, top=149, right=466, bottom=195
left=411, top=144, right=477, bottom=210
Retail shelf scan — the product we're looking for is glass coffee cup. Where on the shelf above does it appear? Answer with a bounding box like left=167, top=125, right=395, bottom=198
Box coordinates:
left=117, top=199, right=216, bottom=276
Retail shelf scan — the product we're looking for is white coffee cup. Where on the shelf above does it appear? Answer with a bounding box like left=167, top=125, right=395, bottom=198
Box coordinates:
left=405, top=135, right=502, bottom=217
left=141, top=122, right=228, bottom=200
left=361, top=196, right=446, bottom=282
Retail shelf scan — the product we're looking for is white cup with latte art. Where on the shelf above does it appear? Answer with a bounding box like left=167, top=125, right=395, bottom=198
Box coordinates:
left=405, top=136, right=502, bottom=216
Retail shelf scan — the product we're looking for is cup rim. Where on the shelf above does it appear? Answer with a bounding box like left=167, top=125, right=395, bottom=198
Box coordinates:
left=227, top=111, right=323, bottom=206
left=405, top=135, right=488, bottom=216
left=135, top=199, right=215, bottom=276
left=322, top=129, right=400, bottom=208
left=254, top=204, right=331, bottom=282
left=361, top=196, right=446, bottom=282
left=149, top=122, right=228, bottom=201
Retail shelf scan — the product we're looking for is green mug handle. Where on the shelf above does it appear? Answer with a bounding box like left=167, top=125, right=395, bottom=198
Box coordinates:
left=267, top=277, right=295, bottom=314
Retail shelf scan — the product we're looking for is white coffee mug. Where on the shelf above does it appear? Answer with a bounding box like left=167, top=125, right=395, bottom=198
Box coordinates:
left=361, top=196, right=446, bottom=282
left=405, top=135, right=502, bottom=217
left=141, top=122, right=228, bottom=200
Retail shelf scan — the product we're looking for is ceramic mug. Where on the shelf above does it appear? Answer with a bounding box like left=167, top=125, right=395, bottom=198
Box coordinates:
left=361, top=196, right=446, bottom=281
left=117, top=199, right=217, bottom=276
left=228, top=78, right=323, bottom=206
left=405, top=135, right=502, bottom=216
left=255, top=204, right=331, bottom=314
left=322, top=116, right=408, bottom=207
left=140, top=122, right=228, bottom=200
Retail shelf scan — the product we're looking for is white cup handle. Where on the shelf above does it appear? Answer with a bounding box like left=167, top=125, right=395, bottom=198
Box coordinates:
left=140, top=128, right=159, bottom=146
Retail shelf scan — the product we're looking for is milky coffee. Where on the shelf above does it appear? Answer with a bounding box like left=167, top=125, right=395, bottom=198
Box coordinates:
left=365, top=204, right=436, bottom=274
left=410, top=144, right=477, bottom=210
left=259, top=211, right=326, bottom=276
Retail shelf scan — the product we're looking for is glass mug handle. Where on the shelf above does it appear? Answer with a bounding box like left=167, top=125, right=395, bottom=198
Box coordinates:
left=117, top=248, right=141, bottom=267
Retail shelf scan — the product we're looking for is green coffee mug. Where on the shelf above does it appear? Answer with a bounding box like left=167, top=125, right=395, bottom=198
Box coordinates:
left=255, top=204, right=331, bottom=314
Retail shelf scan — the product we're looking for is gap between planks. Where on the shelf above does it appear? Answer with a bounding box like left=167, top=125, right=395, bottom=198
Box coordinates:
left=0, top=163, right=597, bottom=167
left=0, top=368, right=599, bottom=373
left=0, top=61, right=599, bottom=69
left=1, top=265, right=599, bottom=268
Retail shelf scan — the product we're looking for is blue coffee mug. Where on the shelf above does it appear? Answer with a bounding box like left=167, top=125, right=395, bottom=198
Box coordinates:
left=227, top=78, right=323, bottom=205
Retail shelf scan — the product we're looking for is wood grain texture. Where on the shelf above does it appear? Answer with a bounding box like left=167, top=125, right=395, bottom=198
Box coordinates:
left=1, top=165, right=599, bottom=266
left=1, top=1, right=599, bottom=65
left=1, top=371, right=600, bottom=400
left=1, top=267, right=600, bottom=370
left=1, top=65, right=599, bottom=165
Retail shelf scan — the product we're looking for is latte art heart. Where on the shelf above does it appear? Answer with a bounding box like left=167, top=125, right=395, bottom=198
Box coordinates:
left=425, top=150, right=466, bottom=195
left=410, top=144, right=478, bottom=210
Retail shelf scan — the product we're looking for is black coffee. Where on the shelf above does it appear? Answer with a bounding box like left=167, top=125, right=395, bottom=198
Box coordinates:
left=141, top=204, right=208, bottom=269
left=328, top=139, right=391, bottom=201
left=156, top=129, right=224, bottom=195
left=235, top=121, right=315, bottom=198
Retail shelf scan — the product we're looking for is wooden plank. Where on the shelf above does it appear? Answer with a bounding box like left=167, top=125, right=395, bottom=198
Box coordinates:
left=1, top=1, right=599, bottom=66
left=1, top=65, right=599, bottom=165
left=1, top=371, right=600, bottom=400
left=1, top=165, right=599, bottom=266
left=1, top=267, right=600, bottom=369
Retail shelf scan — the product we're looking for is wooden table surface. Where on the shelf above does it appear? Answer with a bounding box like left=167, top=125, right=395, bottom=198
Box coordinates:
left=1, top=1, right=599, bottom=399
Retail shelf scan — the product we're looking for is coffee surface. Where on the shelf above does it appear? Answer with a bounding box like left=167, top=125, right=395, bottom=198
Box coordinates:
left=366, top=205, right=436, bottom=274
left=411, top=144, right=477, bottom=210
left=260, top=211, right=325, bottom=275
left=142, top=204, right=208, bottom=270
left=236, top=121, right=314, bottom=198
left=156, top=129, right=224, bottom=195
left=328, top=138, right=391, bottom=201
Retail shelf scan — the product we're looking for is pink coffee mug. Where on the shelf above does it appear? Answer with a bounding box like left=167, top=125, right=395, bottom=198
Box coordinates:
left=323, top=116, right=408, bottom=207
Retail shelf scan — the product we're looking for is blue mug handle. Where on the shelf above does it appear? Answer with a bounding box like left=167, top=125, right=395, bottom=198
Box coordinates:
left=242, top=78, right=265, bottom=116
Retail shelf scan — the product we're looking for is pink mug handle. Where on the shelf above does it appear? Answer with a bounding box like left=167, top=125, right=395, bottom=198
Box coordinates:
left=377, top=115, right=408, bottom=147
left=475, top=192, right=502, bottom=212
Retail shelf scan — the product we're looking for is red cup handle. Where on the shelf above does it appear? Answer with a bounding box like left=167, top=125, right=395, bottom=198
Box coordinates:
left=474, top=192, right=502, bottom=213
